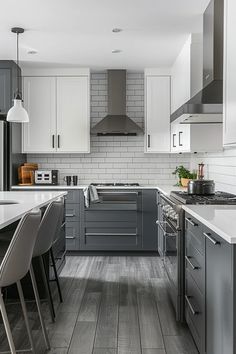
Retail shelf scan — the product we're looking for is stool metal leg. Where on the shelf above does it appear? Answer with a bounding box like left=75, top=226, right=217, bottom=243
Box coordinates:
left=29, top=265, right=50, bottom=350
left=50, top=248, right=63, bottom=303
left=16, top=281, right=36, bottom=354
left=0, top=290, right=16, bottom=354
left=39, top=255, right=55, bottom=322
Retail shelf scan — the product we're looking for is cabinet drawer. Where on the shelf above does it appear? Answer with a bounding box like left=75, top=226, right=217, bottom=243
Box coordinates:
left=65, top=190, right=80, bottom=203
left=85, top=210, right=137, bottom=223
left=65, top=204, right=80, bottom=221
left=186, top=239, right=205, bottom=294
left=185, top=270, right=205, bottom=353
left=65, top=221, right=79, bottom=251
left=185, top=214, right=204, bottom=255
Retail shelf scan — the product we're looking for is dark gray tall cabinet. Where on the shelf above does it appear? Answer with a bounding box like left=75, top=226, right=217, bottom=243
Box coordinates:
left=0, top=60, right=26, bottom=189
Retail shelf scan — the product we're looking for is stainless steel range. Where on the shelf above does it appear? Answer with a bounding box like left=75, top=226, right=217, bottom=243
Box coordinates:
left=157, top=190, right=236, bottom=323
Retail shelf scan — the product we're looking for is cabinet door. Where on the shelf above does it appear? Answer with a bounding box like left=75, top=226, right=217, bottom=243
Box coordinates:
left=145, top=76, right=170, bottom=153
left=0, top=69, right=11, bottom=114
left=206, top=230, right=233, bottom=354
left=56, top=77, right=90, bottom=153
left=223, top=0, right=236, bottom=146
left=22, top=77, right=56, bottom=153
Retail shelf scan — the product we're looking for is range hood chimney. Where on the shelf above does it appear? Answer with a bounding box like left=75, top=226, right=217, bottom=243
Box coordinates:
left=170, top=0, right=224, bottom=124
left=91, top=70, right=144, bottom=135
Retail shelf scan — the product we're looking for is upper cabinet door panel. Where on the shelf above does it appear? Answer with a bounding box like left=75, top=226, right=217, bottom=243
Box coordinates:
left=145, top=76, right=170, bottom=153
left=223, top=0, right=236, bottom=146
left=22, top=77, right=56, bottom=153
left=56, top=76, right=90, bottom=153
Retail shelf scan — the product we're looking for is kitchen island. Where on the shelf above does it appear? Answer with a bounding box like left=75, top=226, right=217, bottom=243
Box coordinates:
left=0, top=191, right=67, bottom=230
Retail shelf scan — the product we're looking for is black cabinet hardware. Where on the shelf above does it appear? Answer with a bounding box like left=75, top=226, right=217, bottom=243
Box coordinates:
left=148, top=134, right=151, bottom=148
left=179, top=131, right=183, bottom=146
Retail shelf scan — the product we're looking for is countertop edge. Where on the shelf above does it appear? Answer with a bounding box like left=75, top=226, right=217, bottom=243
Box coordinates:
left=183, top=205, right=236, bottom=244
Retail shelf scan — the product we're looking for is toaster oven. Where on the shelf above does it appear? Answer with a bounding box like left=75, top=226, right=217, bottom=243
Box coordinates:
left=34, top=170, right=59, bottom=185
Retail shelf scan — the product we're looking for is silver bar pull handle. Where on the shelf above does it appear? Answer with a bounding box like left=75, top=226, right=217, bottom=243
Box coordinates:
left=85, top=232, right=137, bottom=236
left=185, top=256, right=199, bottom=270
left=203, top=232, right=219, bottom=245
left=65, top=214, right=75, bottom=217
left=66, top=236, right=76, bottom=239
left=186, top=217, right=198, bottom=227
left=185, top=295, right=198, bottom=315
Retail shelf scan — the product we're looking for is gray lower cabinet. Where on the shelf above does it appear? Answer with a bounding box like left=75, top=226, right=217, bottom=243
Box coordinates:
left=65, top=188, right=157, bottom=252
left=65, top=190, right=81, bottom=251
left=185, top=212, right=235, bottom=354
left=205, top=229, right=233, bottom=354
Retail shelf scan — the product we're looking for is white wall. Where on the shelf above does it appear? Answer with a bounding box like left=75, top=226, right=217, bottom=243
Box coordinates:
left=190, top=148, right=236, bottom=194
left=27, top=71, right=190, bottom=185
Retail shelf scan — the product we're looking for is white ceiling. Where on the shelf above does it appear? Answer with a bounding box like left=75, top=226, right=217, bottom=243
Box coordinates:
left=0, top=0, right=210, bottom=70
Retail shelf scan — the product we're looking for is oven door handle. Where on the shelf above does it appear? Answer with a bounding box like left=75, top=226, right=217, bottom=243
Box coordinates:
left=160, top=193, right=176, bottom=208
left=156, top=220, right=176, bottom=237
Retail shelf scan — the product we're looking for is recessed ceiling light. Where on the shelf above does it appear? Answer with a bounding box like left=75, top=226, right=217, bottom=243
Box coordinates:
left=112, top=28, right=122, bottom=33
left=112, top=49, right=122, bottom=54
left=28, top=50, right=37, bottom=55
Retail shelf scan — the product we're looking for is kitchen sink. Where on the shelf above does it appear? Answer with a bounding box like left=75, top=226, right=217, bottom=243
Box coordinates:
left=0, top=200, right=19, bottom=205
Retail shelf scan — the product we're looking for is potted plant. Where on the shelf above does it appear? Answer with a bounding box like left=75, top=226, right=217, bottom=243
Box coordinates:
left=172, top=165, right=197, bottom=187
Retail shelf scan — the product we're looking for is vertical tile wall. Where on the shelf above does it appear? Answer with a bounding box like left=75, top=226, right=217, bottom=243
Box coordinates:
left=27, top=71, right=190, bottom=185
left=190, top=148, right=236, bottom=194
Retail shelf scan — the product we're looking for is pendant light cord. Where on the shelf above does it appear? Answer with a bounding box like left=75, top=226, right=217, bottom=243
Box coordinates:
left=16, top=32, right=20, bottom=98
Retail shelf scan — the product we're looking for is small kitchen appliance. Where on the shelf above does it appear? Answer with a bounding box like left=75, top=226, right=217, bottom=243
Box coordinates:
left=34, top=170, right=59, bottom=185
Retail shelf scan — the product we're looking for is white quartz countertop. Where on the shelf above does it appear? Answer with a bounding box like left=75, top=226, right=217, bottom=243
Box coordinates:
left=11, top=184, right=186, bottom=195
left=183, top=204, right=236, bottom=244
left=0, top=191, right=67, bottom=230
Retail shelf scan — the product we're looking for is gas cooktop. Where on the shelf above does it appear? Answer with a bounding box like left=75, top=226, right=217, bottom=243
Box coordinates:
left=91, top=183, right=140, bottom=187
left=170, top=191, right=236, bottom=205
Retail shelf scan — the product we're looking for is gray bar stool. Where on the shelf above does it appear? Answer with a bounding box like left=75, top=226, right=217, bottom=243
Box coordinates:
left=0, top=209, right=41, bottom=354
left=32, top=199, right=64, bottom=322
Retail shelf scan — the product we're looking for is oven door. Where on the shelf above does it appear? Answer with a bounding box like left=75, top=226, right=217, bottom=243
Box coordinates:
left=157, top=214, right=182, bottom=321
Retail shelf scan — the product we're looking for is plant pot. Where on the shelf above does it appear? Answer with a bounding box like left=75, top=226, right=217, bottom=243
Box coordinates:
left=180, top=178, right=192, bottom=188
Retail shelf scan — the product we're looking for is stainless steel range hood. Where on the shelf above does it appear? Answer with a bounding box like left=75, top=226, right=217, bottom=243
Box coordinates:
left=91, top=70, right=143, bottom=135
left=171, top=0, right=224, bottom=124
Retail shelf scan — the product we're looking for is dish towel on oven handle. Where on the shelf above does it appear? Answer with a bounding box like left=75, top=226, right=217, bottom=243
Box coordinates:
left=83, top=185, right=100, bottom=208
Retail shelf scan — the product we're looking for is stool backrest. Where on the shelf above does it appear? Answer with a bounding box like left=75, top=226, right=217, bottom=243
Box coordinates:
left=0, top=209, right=41, bottom=287
left=33, top=199, right=64, bottom=257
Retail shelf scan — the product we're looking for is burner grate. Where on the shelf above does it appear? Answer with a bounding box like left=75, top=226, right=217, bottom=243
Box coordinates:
left=170, top=191, right=236, bottom=205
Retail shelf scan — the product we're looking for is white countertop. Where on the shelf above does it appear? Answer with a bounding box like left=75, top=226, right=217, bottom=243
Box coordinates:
left=0, top=191, right=67, bottom=230
left=183, top=204, right=236, bottom=244
left=11, top=184, right=186, bottom=195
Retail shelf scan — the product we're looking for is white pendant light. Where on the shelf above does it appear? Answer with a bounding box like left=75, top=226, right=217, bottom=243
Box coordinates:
left=7, top=27, right=29, bottom=123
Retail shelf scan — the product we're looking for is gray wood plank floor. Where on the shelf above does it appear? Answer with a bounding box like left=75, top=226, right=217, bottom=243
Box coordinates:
left=0, top=256, right=198, bottom=354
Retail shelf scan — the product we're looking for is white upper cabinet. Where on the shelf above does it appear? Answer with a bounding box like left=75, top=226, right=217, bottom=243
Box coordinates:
left=23, top=77, right=56, bottom=153
left=145, top=73, right=171, bottom=153
left=171, top=34, right=203, bottom=114
left=56, top=77, right=90, bottom=153
left=223, top=0, right=236, bottom=146
left=171, top=119, right=222, bottom=153
left=22, top=69, right=90, bottom=153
